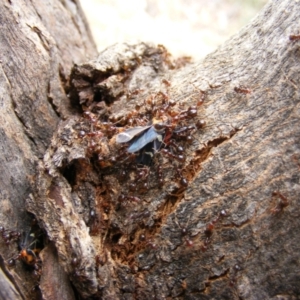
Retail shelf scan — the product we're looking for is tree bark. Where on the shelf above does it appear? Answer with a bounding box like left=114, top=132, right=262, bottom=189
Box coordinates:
left=1, top=0, right=300, bottom=299
left=0, top=0, right=96, bottom=299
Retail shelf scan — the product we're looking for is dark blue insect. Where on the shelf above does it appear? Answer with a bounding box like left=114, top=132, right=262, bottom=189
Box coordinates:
left=116, top=123, right=166, bottom=153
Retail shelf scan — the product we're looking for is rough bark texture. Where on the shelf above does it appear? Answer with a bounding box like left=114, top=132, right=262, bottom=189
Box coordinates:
left=0, top=0, right=97, bottom=299
left=1, top=0, right=300, bottom=299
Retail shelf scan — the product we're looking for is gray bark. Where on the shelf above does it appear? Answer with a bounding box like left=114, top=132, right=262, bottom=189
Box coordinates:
left=1, top=0, right=300, bottom=299
left=0, top=0, right=96, bottom=299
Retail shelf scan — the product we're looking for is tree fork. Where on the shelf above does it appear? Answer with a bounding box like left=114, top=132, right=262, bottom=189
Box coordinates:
left=1, top=0, right=300, bottom=299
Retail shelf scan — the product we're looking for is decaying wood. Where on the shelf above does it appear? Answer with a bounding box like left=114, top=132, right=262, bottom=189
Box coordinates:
left=2, top=0, right=300, bottom=299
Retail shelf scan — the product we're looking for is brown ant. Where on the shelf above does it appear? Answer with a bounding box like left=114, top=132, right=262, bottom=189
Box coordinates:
left=111, top=149, right=137, bottom=167
left=154, top=92, right=177, bottom=117
left=168, top=140, right=184, bottom=153
left=83, top=111, right=98, bottom=123
left=128, top=183, right=137, bottom=192
left=234, top=86, right=251, bottom=94
left=174, top=168, right=188, bottom=188
left=172, top=125, right=196, bottom=140
left=180, top=226, right=194, bottom=247
left=157, top=165, right=164, bottom=187
left=135, top=167, right=150, bottom=180
left=161, top=149, right=185, bottom=163
left=71, top=257, right=79, bottom=268
left=201, top=210, right=227, bottom=251
left=95, top=253, right=107, bottom=267
left=289, top=34, right=300, bottom=41
left=118, top=169, right=127, bottom=182
left=196, top=93, right=206, bottom=106
left=162, top=79, right=171, bottom=87
left=146, top=239, right=158, bottom=249
left=135, top=231, right=159, bottom=251
left=126, top=89, right=143, bottom=100
left=118, top=194, right=141, bottom=205
left=174, top=216, right=194, bottom=247
left=86, top=130, right=104, bottom=139
left=133, top=166, right=150, bottom=192
left=191, top=84, right=207, bottom=105
left=71, top=258, right=86, bottom=280
left=0, top=227, right=21, bottom=245
left=173, top=106, right=197, bottom=122
left=271, top=191, right=289, bottom=214
left=128, top=175, right=149, bottom=194
left=195, top=119, right=206, bottom=129
left=138, top=182, right=149, bottom=194
left=100, top=122, right=118, bottom=138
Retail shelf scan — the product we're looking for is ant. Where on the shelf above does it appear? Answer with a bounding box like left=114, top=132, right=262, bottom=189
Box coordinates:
left=168, top=140, right=184, bottom=153
left=157, top=165, right=164, bottom=187
left=195, top=119, right=206, bottom=129
left=162, top=78, right=171, bottom=87
left=172, top=125, right=196, bottom=141
left=0, top=218, right=43, bottom=277
left=118, top=194, right=141, bottom=205
left=95, top=252, right=108, bottom=268
left=135, top=167, right=150, bottom=181
left=82, top=111, right=98, bottom=123
left=3, top=226, right=43, bottom=278
left=191, top=83, right=207, bottom=105
left=154, top=93, right=177, bottom=118
left=146, top=239, right=158, bottom=249
left=86, top=130, right=104, bottom=138
left=173, top=214, right=195, bottom=247
left=161, top=149, right=185, bottom=163
left=172, top=106, right=197, bottom=122
left=234, top=86, right=251, bottom=94
left=197, top=94, right=205, bottom=106
left=138, top=234, right=159, bottom=250
left=71, top=257, right=87, bottom=282
left=174, top=168, right=188, bottom=188
left=271, top=191, right=289, bottom=214
left=100, top=122, right=118, bottom=138
left=126, top=89, right=143, bottom=100
left=201, top=210, right=227, bottom=252
left=180, top=226, right=194, bottom=247
left=289, top=34, right=300, bottom=41
left=0, top=226, right=21, bottom=245
left=133, top=166, right=151, bottom=192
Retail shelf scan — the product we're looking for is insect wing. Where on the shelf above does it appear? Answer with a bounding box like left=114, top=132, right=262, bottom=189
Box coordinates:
left=116, top=126, right=151, bottom=143
left=128, top=126, right=162, bottom=153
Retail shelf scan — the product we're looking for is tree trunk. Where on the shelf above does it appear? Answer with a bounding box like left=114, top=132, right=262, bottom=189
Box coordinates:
left=1, top=0, right=300, bottom=299
left=0, top=0, right=96, bottom=299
